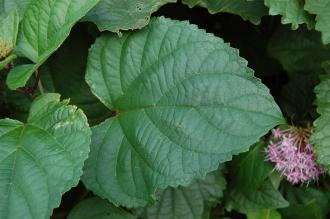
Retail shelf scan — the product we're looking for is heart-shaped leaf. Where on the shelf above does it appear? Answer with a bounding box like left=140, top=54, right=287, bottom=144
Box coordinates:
left=0, top=93, right=91, bottom=219
left=83, top=17, right=284, bottom=207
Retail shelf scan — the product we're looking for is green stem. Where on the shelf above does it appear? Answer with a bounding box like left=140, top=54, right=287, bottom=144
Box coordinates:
left=0, top=54, right=16, bottom=70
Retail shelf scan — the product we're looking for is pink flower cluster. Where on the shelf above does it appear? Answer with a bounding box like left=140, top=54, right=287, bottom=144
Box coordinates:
left=265, top=126, right=324, bottom=185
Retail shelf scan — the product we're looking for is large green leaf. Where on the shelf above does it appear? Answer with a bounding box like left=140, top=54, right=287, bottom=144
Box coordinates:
left=182, top=0, right=267, bottom=25
left=82, top=17, right=284, bottom=208
left=83, top=0, right=175, bottom=33
left=311, top=67, right=330, bottom=169
left=68, top=197, right=133, bottom=219
left=141, top=170, right=226, bottom=219
left=0, top=0, right=30, bottom=18
left=268, top=25, right=330, bottom=74
left=0, top=93, right=91, bottom=219
left=40, top=25, right=111, bottom=125
left=6, top=0, right=100, bottom=90
left=305, top=0, right=330, bottom=44
left=264, top=0, right=314, bottom=29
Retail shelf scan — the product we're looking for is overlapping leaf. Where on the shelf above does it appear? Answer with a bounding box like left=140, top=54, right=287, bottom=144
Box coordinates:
left=268, top=25, right=330, bottom=74
left=311, top=64, right=330, bottom=170
left=305, top=0, right=330, bottom=44
left=0, top=93, right=91, bottom=219
left=0, top=9, right=19, bottom=70
left=82, top=17, right=284, bottom=208
left=40, top=25, right=111, bottom=125
left=6, top=0, right=100, bottom=90
left=141, top=170, right=226, bottom=219
left=182, top=0, right=267, bottom=24
left=264, top=0, right=314, bottom=29
left=280, top=186, right=330, bottom=219
left=68, top=197, right=133, bottom=219
left=83, top=0, right=175, bottom=33
left=226, top=142, right=289, bottom=213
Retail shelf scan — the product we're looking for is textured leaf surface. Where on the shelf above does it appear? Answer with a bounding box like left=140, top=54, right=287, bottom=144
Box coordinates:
left=0, top=93, right=91, bottom=219
left=268, top=26, right=330, bottom=74
left=141, top=170, right=226, bottom=219
left=305, top=0, right=330, bottom=44
left=182, top=0, right=267, bottom=24
left=83, top=0, right=175, bottom=32
left=83, top=17, right=283, bottom=208
left=0, top=0, right=30, bottom=18
left=0, top=9, right=19, bottom=47
left=6, top=0, right=100, bottom=90
left=68, top=197, right=133, bottom=219
left=311, top=70, right=330, bottom=169
left=264, top=0, right=314, bottom=29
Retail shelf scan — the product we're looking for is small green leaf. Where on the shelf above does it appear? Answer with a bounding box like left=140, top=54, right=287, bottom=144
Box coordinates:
left=226, top=180, right=289, bottom=213
left=226, top=142, right=288, bottom=213
left=40, top=25, right=111, bottom=125
left=82, top=17, right=284, bottom=208
left=0, top=93, right=91, bottom=219
left=305, top=0, right=330, bottom=44
left=182, top=0, right=267, bottom=25
left=268, top=25, right=330, bottom=74
left=6, top=64, right=36, bottom=90
left=229, top=142, right=273, bottom=191
left=6, top=0, right=100, bottom=90
left=280, top=186, right=330, bottom=219
left=68, top=197, right=134, bottom=219
left=247, top=209, right=282, bottom=219
left=264, top=0, right=314, bottom=30
left=141, top=170, right=226, bottom=219
left=182, top=0, right=200, bottom=7
left=83, top=0, right=175, bottom=32
left=279, top=73, right=319, bottom=120
left=311, top=67, right=330, bottom=169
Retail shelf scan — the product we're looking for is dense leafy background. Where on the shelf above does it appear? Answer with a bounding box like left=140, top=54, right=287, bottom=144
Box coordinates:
left=1, top=0, right=330, bottom=219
